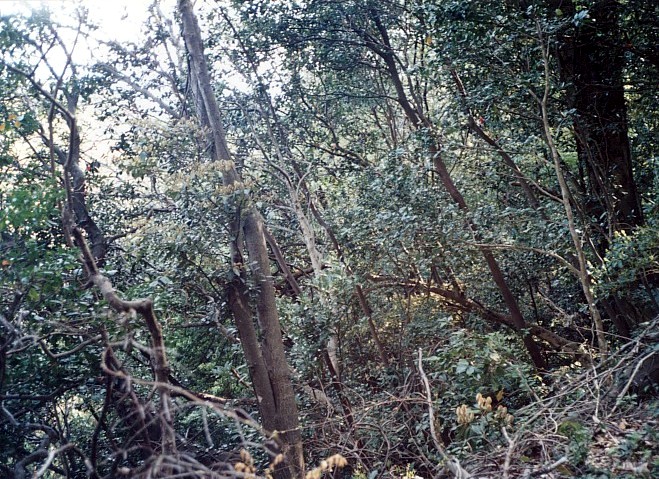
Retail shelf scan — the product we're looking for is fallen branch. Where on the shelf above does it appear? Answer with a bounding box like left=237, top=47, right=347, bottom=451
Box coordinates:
left=611, top=350, right=656, bottom=413
left=524, top=456, right=568, bottom=478
left=502, top=427, right=516, bottom=479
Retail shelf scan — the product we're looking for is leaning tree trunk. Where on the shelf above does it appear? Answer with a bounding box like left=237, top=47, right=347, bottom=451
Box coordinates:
left=177, top=1, right=304, bottom=477
left=360, top=12, right=547, bottom=369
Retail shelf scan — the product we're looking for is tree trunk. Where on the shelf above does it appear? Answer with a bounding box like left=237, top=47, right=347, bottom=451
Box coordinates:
left=534, top=28, right=608, bottom=353
left=556, top=0, right=642, bottom=235
left=178, top=1, right=304, bottom=476
left=553, top=0, right=645, bottom=336
left=361, top=13, right=547, bottom=369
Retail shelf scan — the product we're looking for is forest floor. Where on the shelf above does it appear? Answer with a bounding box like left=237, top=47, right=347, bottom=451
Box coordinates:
left=459, top=321, right=659, bottom=479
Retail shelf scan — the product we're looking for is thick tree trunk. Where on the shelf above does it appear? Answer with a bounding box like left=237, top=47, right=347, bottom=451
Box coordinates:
left=556, top=0, right=642, bottom=234
left=534, top=35, right=608, bottom=353
left=242, top=212, right=304, bottom=471
left=553, top=0, right=645, bottom=336
left=178, top=1, right=303, bottom=476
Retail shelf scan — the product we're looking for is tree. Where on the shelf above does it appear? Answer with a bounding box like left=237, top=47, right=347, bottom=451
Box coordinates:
left=178, top=0, right=303, bottom=476
left=554, top=0, right=644, bottom=235
left=1, top=9, right=274, bottom=478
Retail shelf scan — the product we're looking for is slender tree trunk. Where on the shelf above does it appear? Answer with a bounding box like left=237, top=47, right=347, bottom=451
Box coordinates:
left=448, top=67, right=547, bottom=216
left=297, top=180, right=391, bottom=368
left=430, top=145, right=548, bottom=368
left=178, top=1, right=304, bottom=476
left=535, top=21, right=608, bottom=354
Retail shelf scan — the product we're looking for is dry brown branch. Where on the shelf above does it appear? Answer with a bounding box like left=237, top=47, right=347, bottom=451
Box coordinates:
left=69, top=225, right=177, bottom=462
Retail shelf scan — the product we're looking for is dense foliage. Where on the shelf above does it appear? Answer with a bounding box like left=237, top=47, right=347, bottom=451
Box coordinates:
left=1, top=1, right=657, bottom=478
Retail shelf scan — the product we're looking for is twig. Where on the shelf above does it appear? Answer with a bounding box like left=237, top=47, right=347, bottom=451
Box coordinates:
left=417, top=349, right=444, bottom=454
left=1, top=63, right=74, bottom=123
left=531, top=19, right=607, bottom=355
left=231, top=367, right=252, bottom=389
left=525, top=455, right=568, bottom=478
left=590, top=360, right=602, bottom=423
left=97, top=63, right=179, bottom=116
left=201, top=406, right=214, bottom=449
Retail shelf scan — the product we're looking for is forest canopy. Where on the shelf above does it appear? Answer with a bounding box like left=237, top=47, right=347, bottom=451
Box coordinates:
left=0, top=1, right=657, bottom=478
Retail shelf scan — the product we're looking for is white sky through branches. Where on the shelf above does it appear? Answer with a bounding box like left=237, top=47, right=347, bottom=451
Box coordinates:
left=0, top=0, right=172, bottom=45
left=0, top=0, right=178, bottom=179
